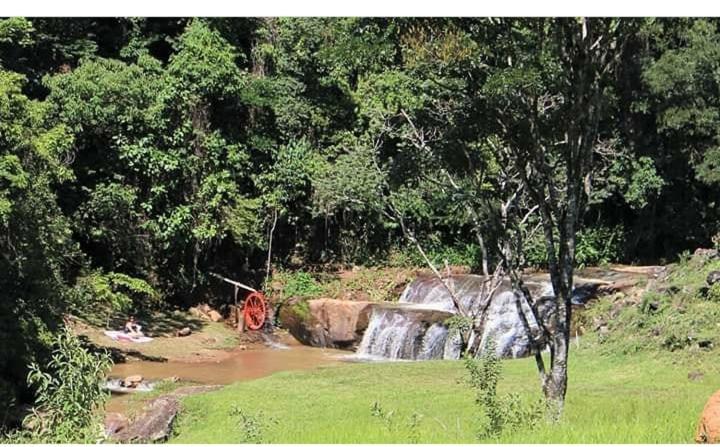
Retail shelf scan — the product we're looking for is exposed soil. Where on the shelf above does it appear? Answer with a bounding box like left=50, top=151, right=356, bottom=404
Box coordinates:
left=69, top=310, right=281, bottom=364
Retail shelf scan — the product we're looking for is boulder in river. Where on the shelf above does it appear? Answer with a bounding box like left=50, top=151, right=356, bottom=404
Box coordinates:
left=122, top=374, right=143, bottom=388
left=696, top=390, right=720, bottom=443
left=279, top=298, right=375, bottom=349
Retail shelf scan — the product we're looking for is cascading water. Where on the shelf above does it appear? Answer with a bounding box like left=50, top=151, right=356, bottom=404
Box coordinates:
left=356, top=305, right=452, bottom=360
left=357, top=275, right=554, bottom=361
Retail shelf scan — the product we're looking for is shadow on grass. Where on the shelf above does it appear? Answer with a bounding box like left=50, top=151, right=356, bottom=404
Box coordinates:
left=103, top=311, right=207, bottom=338
left=78, top=334, right=168, bottom=363
left=78, top=310, right=212, bottom=364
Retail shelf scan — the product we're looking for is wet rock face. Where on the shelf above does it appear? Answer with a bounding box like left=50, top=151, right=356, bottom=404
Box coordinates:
left=356, top=304, right=456, bottom=360
left=696, top=390, right=720, bottom=443
left=279, top=298, right=375, bottom=349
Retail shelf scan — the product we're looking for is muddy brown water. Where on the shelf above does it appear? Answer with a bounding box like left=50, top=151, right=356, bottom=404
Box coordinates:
left=106, top=345, right=346, bottom=413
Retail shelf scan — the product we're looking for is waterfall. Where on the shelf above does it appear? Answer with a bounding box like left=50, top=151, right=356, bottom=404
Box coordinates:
left=356, top=275, right=553, bottom=361
left=356, top=307, right=447, bottom=360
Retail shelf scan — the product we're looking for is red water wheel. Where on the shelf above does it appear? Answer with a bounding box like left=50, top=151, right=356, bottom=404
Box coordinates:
left=243, top=291, right=267, bottom=330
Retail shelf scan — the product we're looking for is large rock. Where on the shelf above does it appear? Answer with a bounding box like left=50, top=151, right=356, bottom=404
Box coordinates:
left=108, top=385, right=222, bottom=442
left=176, top=327, right=192, bottom=337
left=707, top=271, right=720, bottom=286
left=695, top=248, right=719, bottom=260
left=280, top=298, right=375, bottom=349
left=114, top=396, right=180, bottom=442
left=189, top=303, right=223, bottom=322
left=207, top=310, right=223, bottom=322
left=696, top=390, right=720, bottom=443
left=104, top=412, right=129, bottom=437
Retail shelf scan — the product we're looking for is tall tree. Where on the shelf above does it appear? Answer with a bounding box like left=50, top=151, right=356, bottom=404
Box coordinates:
left=479, top=18, right=634, bottom=413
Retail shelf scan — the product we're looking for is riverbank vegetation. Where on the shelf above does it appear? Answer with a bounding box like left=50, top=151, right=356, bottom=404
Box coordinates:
left=4, top=16, right=720, bottom=440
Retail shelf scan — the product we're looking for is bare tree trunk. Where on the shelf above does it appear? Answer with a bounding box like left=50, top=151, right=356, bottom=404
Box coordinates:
left=265, top=208, right=278, bottom=288
left=543, top=323, right=569, bottom=417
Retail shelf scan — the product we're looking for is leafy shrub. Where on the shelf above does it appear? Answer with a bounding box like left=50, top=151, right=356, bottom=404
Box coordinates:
left=523, top=232, right=549, bottom=269
left=387, top=243, right=482, bottom=269
left=706, top=283, right=720, bottom=303
left=524, top=225, right=624, bottom=268
left=277, top=271, right=324, bottom=299
left=574, top=225, right=625, bottom=268
left=11, top=327, right=112, bottom=443
left=69, top=270, right=160, bottom=325
left=464, top=345, right=544, bottom=439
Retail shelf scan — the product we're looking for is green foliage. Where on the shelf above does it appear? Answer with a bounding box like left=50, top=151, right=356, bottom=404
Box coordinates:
left=313, top=141, right=386, bottom=215
left=69, top=271, right=160, bottom=324
left=387, top=243, right=482, bottom=269
left=524, top=225, right=624, bottom=268
left=464, top=346, right=544, bottom=439
left=574, top=225, right=626, bottom=268
left=587, top=253, right=720, bottom=355
left=277, top=271, right=324, bottom=299
left=223, top=197, right=264, bottom=248
left=0, top=68, right=82, bottom=416
left=623, top=157, right=666, bottom=210
left=13, top=328, right=111, bottom=443
left=446, top=315, right=473, bottom=335
left=706, top=283, right=720, bottom=303
left=0, top=18, right=35, bottom=47
left=167, top=19, right=245, bottom=97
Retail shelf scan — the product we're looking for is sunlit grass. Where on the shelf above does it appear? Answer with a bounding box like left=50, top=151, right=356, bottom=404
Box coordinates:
left=170, top=346, right=717, bottom=443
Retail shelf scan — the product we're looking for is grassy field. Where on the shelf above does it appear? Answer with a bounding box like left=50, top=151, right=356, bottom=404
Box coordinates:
left=169, top=345, right=718, bottom=443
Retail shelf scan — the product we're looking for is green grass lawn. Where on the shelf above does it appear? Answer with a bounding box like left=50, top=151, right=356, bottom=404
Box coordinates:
left=170, top=346, right=719, bottom=443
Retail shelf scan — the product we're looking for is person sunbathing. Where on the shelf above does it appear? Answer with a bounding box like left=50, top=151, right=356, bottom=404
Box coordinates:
left=124, top=316, right=144, bottom=337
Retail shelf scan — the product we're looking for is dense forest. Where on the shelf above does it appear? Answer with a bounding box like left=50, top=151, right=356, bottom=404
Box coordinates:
left=2, top=17, right=720, bottom=415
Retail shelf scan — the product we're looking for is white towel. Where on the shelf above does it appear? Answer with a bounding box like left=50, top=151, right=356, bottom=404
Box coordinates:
left=103, top=330, right=153, bottom=343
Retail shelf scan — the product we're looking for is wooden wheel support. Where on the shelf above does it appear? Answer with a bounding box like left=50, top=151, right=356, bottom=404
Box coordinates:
left=210, top=272, right=267, bottom=332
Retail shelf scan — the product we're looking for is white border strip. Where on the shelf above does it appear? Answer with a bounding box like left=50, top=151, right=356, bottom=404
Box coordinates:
left=4, top=0, right=720, bottom=18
